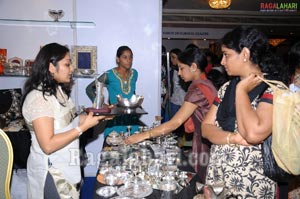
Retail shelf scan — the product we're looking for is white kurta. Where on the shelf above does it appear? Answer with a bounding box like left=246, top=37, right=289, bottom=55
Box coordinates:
left=170, top=72, right=186, bottom=106
left=22, top=88, right=81, bottom=199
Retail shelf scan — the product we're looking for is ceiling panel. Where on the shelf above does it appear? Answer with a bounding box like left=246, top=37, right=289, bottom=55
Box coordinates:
left=162, top=0, right=300, bottom=38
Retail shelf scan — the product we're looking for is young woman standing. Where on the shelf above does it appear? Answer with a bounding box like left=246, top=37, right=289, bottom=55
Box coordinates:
left=22, top=43, right=108, bottom=199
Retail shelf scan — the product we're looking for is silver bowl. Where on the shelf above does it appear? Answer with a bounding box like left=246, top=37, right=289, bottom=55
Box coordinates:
left=79, top=69, right=95, bottom=76
left=160, top=180, right=177, bottom=191
left=116, top=94, right=144, bottom=108
left=48, top=9, right=64, bottom=22
left=104, top=170, right=120, bottom=185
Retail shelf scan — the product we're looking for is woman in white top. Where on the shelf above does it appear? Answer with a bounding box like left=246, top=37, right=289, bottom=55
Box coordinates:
left=169, top=48, right=187, bottom=118
left=22, top=43, right=108, bottom=199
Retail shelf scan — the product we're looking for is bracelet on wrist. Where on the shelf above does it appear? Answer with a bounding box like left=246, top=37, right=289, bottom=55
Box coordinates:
left=148, top=131, right=153, bottom=139
left=75, top=126, right=83, bottom=137
left=226, top=133, right=230, bottom=145
left=226, top=132, right=237, bottom=146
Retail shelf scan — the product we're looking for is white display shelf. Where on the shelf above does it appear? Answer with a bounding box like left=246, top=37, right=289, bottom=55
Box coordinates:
left=0, top=18, right=95, bottom=29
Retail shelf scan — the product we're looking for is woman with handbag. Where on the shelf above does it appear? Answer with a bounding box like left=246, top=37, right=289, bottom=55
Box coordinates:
left=202, top=26, right=289, bottom=198
left=22, top=43, right=110, bottom=199
left=125, top=47, right=217, bottom=183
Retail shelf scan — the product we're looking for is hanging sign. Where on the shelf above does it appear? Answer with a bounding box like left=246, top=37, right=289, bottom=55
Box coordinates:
left=162, top=27, right=231, bottom=39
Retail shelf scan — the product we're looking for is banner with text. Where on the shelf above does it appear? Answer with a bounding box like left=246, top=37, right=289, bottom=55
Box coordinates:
left=162, top=27, right=231, bottom=39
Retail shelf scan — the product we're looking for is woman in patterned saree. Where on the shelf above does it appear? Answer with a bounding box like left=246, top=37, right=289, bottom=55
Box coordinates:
left=86, top=46, right=139, bottom=137
left=202, top=26, right=288, bottom=198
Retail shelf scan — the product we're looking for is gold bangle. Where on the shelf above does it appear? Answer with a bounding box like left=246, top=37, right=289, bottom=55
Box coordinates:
left=226, top=133, right=231, bottom=145
left=226, top=133, right=237, bottom=146
left=148, top=131, right=153, bottom=139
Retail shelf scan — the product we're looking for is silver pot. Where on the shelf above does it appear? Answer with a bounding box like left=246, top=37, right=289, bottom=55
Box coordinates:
left=104, top=170, right=119, bottom=185
left=116, top=94, right=144, bottom=108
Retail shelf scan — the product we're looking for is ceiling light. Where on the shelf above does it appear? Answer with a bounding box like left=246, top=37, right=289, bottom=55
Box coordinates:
left=208, top=0, right=231, bottom=9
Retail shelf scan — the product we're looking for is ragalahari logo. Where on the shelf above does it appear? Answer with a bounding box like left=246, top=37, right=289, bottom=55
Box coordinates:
left=260, top=2, right=298, bottom=12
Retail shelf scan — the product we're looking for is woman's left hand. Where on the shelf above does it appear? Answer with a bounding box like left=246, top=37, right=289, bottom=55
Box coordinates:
left=80, top=112, right=113, bottom=131
left=233, top=132, right=252, bottom=146
left=237, top=73, right=263, bottom=93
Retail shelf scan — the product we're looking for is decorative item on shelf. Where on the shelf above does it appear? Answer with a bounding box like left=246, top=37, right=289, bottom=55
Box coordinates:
left=3, top=63, right=14, bottom=74
left=208, top=0, right=231, bottom=9
left=71, top=45, right=97, bottom=76
left=25, top=59, right=34, bottom=67
left=8, top=57, right=23, bottom=67
left=76, top=69, right=95, bottom=76
left=0, top=49, right=7, bottom=75
left=48, top=9, right=64, bottom=22
left=4, top=57, right=24, bottom=75
left=0, top=88, right=23, bottom=127
left=25, top=59, right=34, bottom=76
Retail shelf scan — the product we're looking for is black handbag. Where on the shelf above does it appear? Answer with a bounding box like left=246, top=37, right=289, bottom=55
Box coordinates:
left=0, top=88, right=23, bottom=126
left=262, top=135, right=291, bottom=182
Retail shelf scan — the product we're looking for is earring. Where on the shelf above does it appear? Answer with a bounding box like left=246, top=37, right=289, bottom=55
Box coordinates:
left=243, top=58, right=247, bottom=62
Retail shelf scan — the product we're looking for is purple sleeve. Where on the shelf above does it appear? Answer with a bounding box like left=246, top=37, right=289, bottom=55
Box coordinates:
left=184, top=86, right=211, bottom=122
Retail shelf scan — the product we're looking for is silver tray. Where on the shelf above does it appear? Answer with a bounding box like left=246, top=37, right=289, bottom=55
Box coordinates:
left=85, top=107, right=147, bottom=116
left=117, top=182, right=152, bottom=198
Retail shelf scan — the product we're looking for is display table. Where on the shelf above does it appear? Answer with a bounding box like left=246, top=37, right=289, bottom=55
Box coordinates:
left=94, top=166, right=198, bottom=199
left=93, top=136, right=199, bottom=199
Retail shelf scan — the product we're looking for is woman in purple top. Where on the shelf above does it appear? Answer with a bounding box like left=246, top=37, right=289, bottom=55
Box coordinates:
left=125, top=47, right=217, bottom=183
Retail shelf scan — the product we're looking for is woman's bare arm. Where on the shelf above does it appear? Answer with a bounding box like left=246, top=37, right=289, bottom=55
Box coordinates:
left=202, top=105, right=250, bottom=146
left=235, top=74, right=272, bottom=144
left=33, top=112, right=106, bottom=154
left=125, top=101, right=197, bottom=144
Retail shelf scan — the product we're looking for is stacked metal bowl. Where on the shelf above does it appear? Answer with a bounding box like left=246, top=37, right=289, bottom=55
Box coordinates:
left=116, top=94, right=144, bottom=109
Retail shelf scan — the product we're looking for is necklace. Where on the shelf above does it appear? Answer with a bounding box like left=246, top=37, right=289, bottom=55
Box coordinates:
left=113, top=68, right=133, bottom=94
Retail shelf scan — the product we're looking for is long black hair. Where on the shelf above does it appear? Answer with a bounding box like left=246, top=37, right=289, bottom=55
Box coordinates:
left=22, top=43, right=73, bottom=105
left=221, top=26, right=288, bottom=84
left=288, top=41, right=300, bottom=80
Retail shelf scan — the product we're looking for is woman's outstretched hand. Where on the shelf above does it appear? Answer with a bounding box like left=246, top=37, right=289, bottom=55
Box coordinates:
left=124, top=132, right=148, bottom=145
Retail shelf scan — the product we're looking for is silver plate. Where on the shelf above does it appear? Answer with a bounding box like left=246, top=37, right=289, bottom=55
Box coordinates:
left=117, top=182, right=152, bottom=198
left=96, top=186, right=117, bottom=197
left=106, top=136, right=124, bottom=146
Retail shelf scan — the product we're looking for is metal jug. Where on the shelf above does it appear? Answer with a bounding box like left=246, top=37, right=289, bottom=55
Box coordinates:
left=93, top=75, right=105, bottom=109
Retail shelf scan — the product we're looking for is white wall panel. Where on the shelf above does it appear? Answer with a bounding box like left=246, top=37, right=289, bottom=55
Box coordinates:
left=0, top=0, right=161, bottom=176
left=76, top=0, right=162, bottom=176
